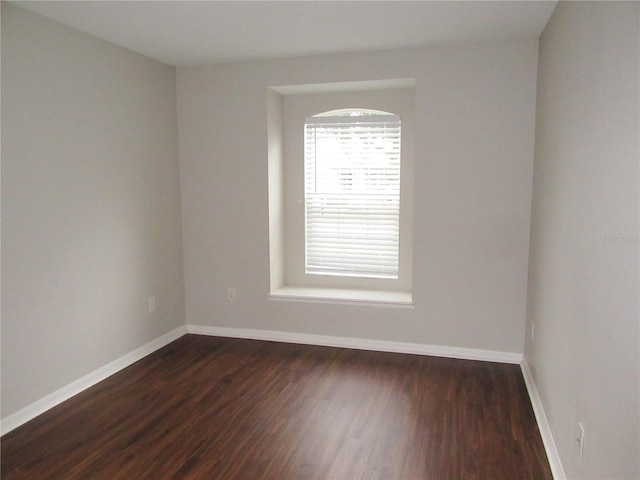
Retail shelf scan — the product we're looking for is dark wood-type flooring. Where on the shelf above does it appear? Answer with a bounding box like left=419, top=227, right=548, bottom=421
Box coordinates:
left=2, top=335, right=552, bottom=479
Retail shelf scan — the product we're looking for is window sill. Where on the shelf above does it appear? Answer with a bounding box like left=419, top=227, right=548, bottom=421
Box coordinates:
left=269, top=286, right=413, bottom=308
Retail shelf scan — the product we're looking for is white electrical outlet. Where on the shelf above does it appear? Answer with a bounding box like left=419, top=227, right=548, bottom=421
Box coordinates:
left=227, top=288, right=236, bottom=301
left=531, top=322, right=535, bottom=341
left=577, top=422, right=585, bottom=458
left=148, top=296, right=156, bottom=313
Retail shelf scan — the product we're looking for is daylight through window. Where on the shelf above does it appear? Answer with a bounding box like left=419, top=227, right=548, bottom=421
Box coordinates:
left=304, top=110, right=402, bottom=279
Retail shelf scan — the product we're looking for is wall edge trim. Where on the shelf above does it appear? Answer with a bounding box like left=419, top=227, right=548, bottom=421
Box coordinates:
left=520, top=358, right=566, bottom=480
left=1, top=325, right=188, bottom=436
left=186, top=324, right=523, bottom=364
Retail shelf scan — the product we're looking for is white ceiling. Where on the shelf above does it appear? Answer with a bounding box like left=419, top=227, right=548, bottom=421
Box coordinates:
left=12, top=1, right=557, bottom=67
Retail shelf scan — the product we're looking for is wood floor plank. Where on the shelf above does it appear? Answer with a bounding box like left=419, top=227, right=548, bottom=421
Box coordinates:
left=1, top=335, right=552, bottom=479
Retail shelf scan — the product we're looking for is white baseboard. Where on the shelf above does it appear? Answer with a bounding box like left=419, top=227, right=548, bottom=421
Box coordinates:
left=520, top=359, right=566, bottom=480
left=0, top=323, right=527, bottom=439
left=1, top=325, right=187, bottom=436
left=186, top=324, right=523, bottom=364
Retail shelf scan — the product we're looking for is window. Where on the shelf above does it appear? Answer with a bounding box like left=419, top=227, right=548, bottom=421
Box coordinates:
left=304, top=110, right=402, bottom=279
left=268, top=81, right=415, bottom=306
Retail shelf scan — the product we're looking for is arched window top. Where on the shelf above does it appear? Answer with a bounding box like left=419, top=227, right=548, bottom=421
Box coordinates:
left=313, top=108, right=394, bottom=118
left=304, top=107, right=402, bottom=279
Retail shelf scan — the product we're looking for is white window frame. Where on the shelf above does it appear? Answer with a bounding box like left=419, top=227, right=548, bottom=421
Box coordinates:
left=268, top=81, right=415, bottom=306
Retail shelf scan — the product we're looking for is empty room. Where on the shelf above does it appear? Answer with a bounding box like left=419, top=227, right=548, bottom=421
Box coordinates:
left=1, top=1, right=638, bottom=479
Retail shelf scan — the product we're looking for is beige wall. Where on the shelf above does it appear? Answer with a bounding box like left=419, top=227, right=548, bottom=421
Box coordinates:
left=1, top=4, right=185, bottom=418
left=177, top=40, right=538, bottom=355
left=525, top=2, right=639, bottom=478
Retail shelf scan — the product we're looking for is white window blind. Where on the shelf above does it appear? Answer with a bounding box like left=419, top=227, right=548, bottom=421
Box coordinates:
left=304, top=112, right=401, bottom=279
